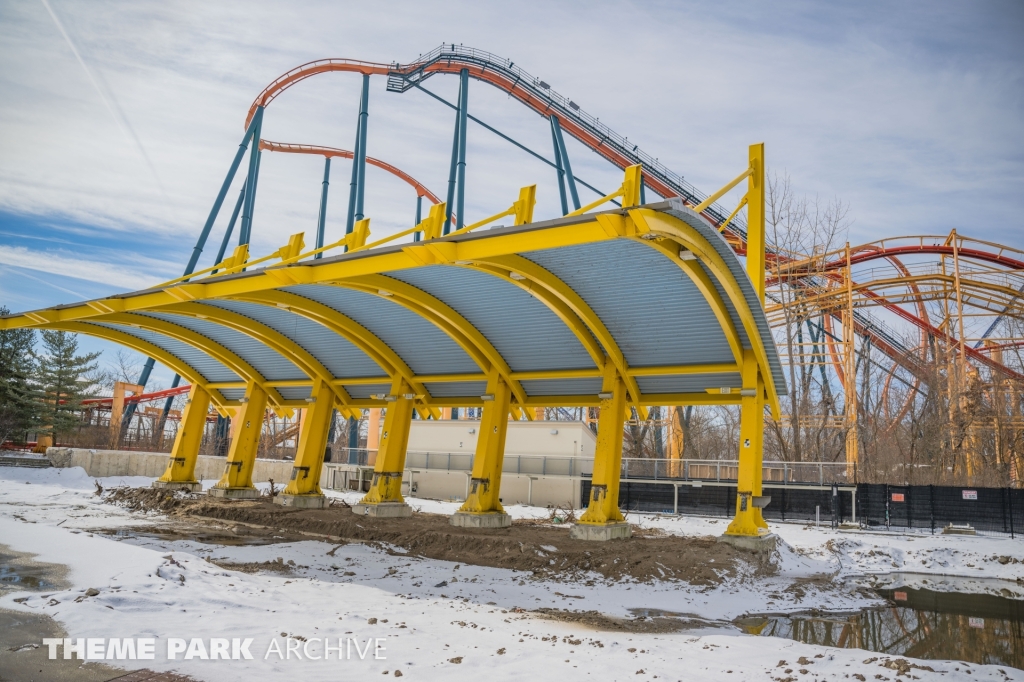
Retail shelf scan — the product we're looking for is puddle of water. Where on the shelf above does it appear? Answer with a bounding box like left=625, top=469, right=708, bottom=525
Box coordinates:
left=738, top=584, right=1024, bottom=668
left=0, top=550, right=62, bottom=593
left=95, top=526, right=297, bottom=546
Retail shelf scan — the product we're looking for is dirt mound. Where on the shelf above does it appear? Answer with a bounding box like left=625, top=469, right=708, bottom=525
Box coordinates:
left=105, top=487, right=754, bottom=585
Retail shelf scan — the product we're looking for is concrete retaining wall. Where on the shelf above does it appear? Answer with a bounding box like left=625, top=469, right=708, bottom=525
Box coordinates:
left=324, top=465, right=581, bottom=509
left=46, top=448, right=303, bottom=485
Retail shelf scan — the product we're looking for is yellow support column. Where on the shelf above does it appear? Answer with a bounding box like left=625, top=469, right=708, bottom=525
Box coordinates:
left=451, top=372, right=512, bottom=528
left=276, top=378, right=334, bottom=509
left=209, top=381, right=267, bottom=500
left=153, top=384, right=210, bottom=492
left=722, top=142, right=773, bottom=541
left=725, top=350, right=770, bottom=537
left=352, top=378, right=414, bottom=517
left=571, top=365, right=631, bottom=541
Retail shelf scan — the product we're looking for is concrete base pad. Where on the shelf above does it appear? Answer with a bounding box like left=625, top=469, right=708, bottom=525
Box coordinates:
left=274, top=493, right=327, bottom=509
left=942, top=525, right=977, bottom=535
left=151, top=480, right=202, bottom=492
left=449, top=512, right=512, bottom=529
left=207, top=486, right=261, bottom=500
left=351, top=502, right=412, bottom=518
left=569, top=522, right=632, bottom=541
left=717, top=532, right=778, bottom=552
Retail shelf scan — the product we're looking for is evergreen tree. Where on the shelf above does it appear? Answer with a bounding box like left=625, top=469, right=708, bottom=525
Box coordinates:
left=36, top=330, right=100, bottom=443
left=0, top=306, right=39, bottom=446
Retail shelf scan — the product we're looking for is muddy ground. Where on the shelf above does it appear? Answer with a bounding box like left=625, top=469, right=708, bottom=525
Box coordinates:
left=105, top=487, right=766, bottom=586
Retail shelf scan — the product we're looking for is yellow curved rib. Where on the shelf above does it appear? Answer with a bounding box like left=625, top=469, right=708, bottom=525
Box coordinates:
left=463, top=256, right=648, bottom=418
left=224, top=291, right=441, bottom=419
left=46, top=321, right=229, bottom=406
left=96, top=312, right=285, bottom=407
left=337, top=275, right=530, bottom=412
left=629, top=209, right=782, bottom=417
left=155, top=302, right=355, bottom=408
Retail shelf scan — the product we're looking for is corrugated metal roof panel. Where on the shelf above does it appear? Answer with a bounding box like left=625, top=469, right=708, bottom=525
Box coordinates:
left=635, top=373, right=741, bottom=394
left=387, top=267, right=596, bottom=372
left=138, top=312, right=306, bottom=382
left=88, top=322, right=239, bottom=383
left=520, top=378, right=603, bottom=396
left=285, top=285, right=479, bottom=375
left=219, top=388, right=246, bottom=401
left=523, top=240, right=736, bottom=367
left=341, top=383, right=390, bottom=400
left=202, top=300, right=384, bottom=378
left=422, top=381, right=488, bottom=398
left=664, top=202, right=787, bottom=395
left=277, top=386, right=313, bottom=401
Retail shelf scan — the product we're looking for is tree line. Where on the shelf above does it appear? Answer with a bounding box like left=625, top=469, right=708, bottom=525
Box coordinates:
left=0, top=306, right=100, bottom=448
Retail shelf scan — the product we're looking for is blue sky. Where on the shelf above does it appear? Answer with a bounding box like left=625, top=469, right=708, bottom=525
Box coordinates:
left=1, top=0, right=1022, bottom=389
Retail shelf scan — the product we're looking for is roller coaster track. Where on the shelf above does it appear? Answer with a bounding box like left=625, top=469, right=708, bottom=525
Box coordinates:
left=244, top=44, right=1022, bottom=396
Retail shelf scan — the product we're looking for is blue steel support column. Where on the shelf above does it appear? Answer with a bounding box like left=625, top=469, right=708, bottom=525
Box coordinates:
left=550, top=118, right=569, bottom=215
left=551, top=115, right=580, bottom=211
left=640, top=180, right=647, bottom=205
left=152, top=374, right=182, bottom=446
left=413, top=195, right=423, bottom=242
left=443, top=80, right=464, bottom=235
left=346, top=75, right=370, bottom=236
left=215, top=183, right=246, bottom=267
left=315, top=157, right=331, bottom=258
left=125, top=111, right=262, bottom=434
left=183, top=110, right=262, bottom=276
left=240, top=149, right=262, bottom=246
left=453, top=68, right=469, bottom=232
left=238, top=107, right=265, bottom=246
left=347, top=414, right=360, bottom=464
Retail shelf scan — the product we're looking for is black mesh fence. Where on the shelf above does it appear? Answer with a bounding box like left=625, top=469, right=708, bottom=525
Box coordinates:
left=857, top=484, right=1023, bottom=536
left=581, top=479, right=1022, bottom=536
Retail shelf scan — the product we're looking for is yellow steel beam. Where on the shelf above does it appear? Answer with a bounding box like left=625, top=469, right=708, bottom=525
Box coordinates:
left=629, top=236, right=744, bottom=366
left=628, top=209, right=782, bottom=418
left=156, top=383, right=211, bottom=486
left=91, top=312, right=286, bottom=408
left=156, top=302, right=354, bottom=408
left=281, top=377, right=334, bottom=498
left=40, top=321, right=228, bottom=406
left=228, top=290, right=440, bottom=419
left=466, top=255, right=648, bottom=419
left=339, top=274, right=530, bottom=412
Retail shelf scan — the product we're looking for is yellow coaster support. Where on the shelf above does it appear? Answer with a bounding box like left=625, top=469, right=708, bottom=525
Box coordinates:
left=210, top=381, right=267, bottom=498
left=357, top=378, right=415, bottom=507
left=576, top=365, right=628, bottom=527
left=456, top=371, right=512, bottom=516
left=154, top=384, right=210, bottom=490
left=278, top=378, right=334, bottom=505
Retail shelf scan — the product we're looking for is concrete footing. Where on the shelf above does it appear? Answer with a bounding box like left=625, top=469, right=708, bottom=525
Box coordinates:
left=942, top=524, right=976, bottom=536
left=207, top=486, right=261, bottom=500
left=350, top=502, right=412, bottom=518
left=716, top=532, right=778, bottom=552
left=274, top=493, right=327, bottom=509
left=151, top=480, right=202, bottom=493
left=569, top=522, right=631, bottom=541
left=449, top=512, right=512, bottom=529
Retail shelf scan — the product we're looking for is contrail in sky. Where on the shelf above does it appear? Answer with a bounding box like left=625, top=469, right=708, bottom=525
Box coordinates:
left=38, top=0, right=164, bottom=192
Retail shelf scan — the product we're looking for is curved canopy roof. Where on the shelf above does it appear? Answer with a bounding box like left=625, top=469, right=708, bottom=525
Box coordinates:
left=2, top=199, right=786, bottom=418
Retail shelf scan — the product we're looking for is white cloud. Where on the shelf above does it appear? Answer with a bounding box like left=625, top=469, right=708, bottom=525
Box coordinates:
left=0, top=244, right=171, bottom=291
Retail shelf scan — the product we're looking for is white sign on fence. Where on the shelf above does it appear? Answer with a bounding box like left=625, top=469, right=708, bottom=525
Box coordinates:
left=962, top=490, right=978, bottom=500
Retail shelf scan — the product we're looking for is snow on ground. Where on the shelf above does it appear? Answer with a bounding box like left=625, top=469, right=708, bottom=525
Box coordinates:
left=0, top=466, right=1020, bottom=681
